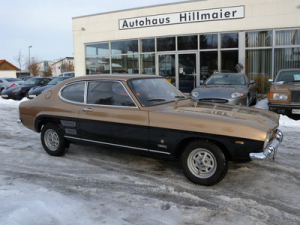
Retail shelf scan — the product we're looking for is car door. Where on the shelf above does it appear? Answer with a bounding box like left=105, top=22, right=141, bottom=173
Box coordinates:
left=78, top=80, right=149, bottom=151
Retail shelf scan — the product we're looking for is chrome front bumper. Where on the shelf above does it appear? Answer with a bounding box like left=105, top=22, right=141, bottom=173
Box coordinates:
left=250, top=129, right=283, bottom=161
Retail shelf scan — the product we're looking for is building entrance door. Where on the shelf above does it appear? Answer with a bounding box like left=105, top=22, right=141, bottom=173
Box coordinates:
left=158, top=53, right=197, bottom=93
left=178, top=53, right=197, bottom=93
left=158, top=54, right=176, bottom=85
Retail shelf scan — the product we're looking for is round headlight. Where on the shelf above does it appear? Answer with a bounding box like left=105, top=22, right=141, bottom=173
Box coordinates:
left=263, top=132, right=272, bottom=149
left=191, top=91, right=199, bottom=98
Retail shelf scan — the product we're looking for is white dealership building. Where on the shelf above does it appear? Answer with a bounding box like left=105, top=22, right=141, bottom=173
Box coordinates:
left=72, top=0, right=300, bottom=93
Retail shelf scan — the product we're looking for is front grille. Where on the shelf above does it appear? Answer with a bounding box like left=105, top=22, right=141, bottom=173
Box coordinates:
left=291, top=90, right=300, bottom=103
left=200, top=99, right=229, bottom=103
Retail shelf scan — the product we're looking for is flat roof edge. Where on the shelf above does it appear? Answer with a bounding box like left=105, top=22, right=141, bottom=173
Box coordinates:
left=72, top=0, right=200, bottom=19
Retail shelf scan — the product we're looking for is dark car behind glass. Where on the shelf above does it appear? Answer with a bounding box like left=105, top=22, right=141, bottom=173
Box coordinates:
left=191, top=73, right=258, bottom=106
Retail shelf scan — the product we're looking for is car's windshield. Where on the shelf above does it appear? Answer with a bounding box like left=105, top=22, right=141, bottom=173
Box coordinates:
left=205, top=74, right=246, bottom=85
left=275, top=70, right=300, bottom=82
left=24, top=78, right=40, bottom=85
left=48, top=77, right=68, bottom=85
left=128, top=78, right=187, bottom=106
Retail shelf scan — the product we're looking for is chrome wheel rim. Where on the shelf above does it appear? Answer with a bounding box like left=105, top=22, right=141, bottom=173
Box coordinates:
left=44, top=129, right=59, bottom=151
left=187, top=148, right=217, bottom=179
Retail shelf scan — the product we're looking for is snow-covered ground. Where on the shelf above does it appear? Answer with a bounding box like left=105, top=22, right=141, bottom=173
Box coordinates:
left=0, top=97, right=299, bottom=225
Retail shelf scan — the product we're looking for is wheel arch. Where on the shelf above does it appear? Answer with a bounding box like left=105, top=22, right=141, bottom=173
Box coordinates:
left=35, top=116, right=61, bottom=132
left=174, top=137, right=232, bottom=161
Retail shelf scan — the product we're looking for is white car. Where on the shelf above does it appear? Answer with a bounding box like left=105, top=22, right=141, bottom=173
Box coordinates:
left=58, top=71, right=75, bottom=77
left=0, top=78, right=24, bottom=93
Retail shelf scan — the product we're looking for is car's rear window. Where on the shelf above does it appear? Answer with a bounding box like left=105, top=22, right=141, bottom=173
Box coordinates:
left=60, top=82, right=85, bottom=103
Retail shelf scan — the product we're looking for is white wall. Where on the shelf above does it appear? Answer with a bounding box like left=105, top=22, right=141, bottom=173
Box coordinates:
left=0, top=71, right=17, bottom=78
left=52, top=59, right=74, bottom=76
left=73, top=0, right=300, bottom=76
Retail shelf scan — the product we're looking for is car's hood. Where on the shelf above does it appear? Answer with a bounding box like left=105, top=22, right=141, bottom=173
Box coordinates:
left=193, top=85, right=248, bottom=98
left=271, top=81, right=300, bottom=90
left=149, top=101, right=279, bottom=141
left=29, top=85, right=52, bottom=93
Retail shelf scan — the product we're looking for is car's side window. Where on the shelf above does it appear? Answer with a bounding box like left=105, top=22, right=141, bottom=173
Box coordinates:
left=40, top=79, right=49, bottom=85
left=87, top=81, right=135, bottom=107
left=61, top=82, right=85, bottom=103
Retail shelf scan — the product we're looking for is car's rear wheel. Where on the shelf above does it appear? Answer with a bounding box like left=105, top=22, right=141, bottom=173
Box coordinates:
left=181, top=140, right=228, bottom=186
left=41, top=123, right=69, bottom=156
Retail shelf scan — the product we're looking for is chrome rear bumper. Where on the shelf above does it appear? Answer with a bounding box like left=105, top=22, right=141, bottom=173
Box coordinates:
left=250, top=129, right=283, bottom=161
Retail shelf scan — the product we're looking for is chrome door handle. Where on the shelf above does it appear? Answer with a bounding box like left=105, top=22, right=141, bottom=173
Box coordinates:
left=81, top=108, right=93, bottom=112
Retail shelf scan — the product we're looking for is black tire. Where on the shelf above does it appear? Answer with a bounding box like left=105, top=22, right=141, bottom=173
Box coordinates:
left=41, top=123, right=69, bottom=156
left=252, top=92, right=258, bottom=105
left=245, top=96, right=250, bottom=106
left=181, top=140, right=228, bottom=186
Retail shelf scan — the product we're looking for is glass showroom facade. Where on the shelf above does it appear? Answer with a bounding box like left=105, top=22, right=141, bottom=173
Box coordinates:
left=85, top=28, right=300, bottom=93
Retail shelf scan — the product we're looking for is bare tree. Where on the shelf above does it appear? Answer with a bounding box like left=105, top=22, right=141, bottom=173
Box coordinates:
left=60, top=59, right=74, bottom=73
left=67, top=61, right=74, bottom=71
left=14, top=49, right=23, bottom=77
left=44, top=64, right=53, bottom=77
left=60, top=60, right=68, bottom=73
left=26, top=57, right=40, bottom=76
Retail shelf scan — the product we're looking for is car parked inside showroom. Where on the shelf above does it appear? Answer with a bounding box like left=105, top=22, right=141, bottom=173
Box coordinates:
left=18, top=75, right=283, bottom=186
left=27, top=76, right=72, bottom=99
left=1, top=77, right=52, bottom=100
left=0, top=77, right=24, bottom=93
left=268, top=69, right=300, bottom=116
left=191, top=73, right=258, bottom=106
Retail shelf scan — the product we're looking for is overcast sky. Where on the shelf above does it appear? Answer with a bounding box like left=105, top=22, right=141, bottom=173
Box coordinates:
left=1, top=0, right=188, bottom=69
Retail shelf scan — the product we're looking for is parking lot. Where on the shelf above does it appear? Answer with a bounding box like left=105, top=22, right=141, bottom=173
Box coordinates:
left=0, top=98, right=300, bottom=225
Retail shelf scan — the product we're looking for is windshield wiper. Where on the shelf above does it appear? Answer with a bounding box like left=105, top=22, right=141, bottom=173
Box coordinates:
left=147, top=98, right=166, bottom=102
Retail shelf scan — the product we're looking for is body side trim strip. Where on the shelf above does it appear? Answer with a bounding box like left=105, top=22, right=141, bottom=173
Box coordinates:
left=64, top=136, right=171, bottom=155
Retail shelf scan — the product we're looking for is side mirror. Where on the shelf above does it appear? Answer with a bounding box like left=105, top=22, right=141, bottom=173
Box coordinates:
left=269, top=79, right=274, bottom=82
left=200, top=80, right=204, bottom=85
left=249, top=80, right=255, bottom=85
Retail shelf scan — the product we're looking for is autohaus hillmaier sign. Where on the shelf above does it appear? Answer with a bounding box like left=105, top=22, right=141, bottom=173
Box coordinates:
left=119, top=6, right=244, bottom=30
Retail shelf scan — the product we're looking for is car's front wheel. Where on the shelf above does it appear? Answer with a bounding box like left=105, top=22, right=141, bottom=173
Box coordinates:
left=181, top=140, right=228, bottom=186
left=41, top=123, right=69, bottom=156
left=252, top=92, right=258, bottom=105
